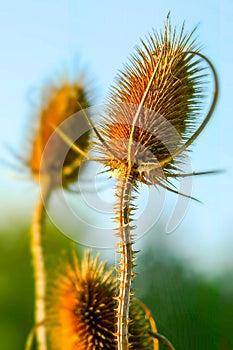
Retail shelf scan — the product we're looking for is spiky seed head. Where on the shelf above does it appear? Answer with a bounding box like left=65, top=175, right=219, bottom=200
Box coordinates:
left=95, top=19, right=209, bottom=186
left=28, top=81, right=90, bottom=189
left=46, top=251, right=157, bottom=350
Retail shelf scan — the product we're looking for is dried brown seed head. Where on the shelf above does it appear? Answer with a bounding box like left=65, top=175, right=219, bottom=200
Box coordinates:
left=28, top=82, right=90, bottom=188
left=95, top=20, right=215, bottom=187
left=46, top=251, right=157, bottom=350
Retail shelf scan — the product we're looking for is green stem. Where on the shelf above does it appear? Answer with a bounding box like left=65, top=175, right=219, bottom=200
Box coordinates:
left=31, top=175, right=51, bottom=350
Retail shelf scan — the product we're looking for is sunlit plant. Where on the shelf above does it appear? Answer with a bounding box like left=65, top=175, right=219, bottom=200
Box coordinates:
left=85, top=15, right=218, bottom=350
left=46, top=250, right=158, bottom=350
left=12, top=13, right=219, bottom=350
left=27, top=79, right=91, bottom=350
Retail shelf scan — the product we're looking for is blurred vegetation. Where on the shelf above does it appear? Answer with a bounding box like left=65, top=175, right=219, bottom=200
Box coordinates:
left=135, top=245, right=233, bottom=350
left=0, top=222, right=233, bottom=350
left=0, top=220, right=73, bottom=350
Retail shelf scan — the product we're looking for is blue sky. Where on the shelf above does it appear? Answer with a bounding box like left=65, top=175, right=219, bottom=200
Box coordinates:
left=0, top=0, right=232, bottom=274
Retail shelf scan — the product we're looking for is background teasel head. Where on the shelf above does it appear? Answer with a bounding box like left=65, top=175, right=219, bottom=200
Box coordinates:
left=46, top=250, right=158, bottom=350
left=94, top=17, right=217, bottom=188
left=28, top=80, right=91, bottom=189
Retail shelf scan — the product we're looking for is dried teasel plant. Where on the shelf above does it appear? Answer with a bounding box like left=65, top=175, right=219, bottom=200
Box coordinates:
left=29, top=82, right=91, bottom=189
left=26, top=79, right=91, bottom=350
left=82, top=15, right=219, bottom=350
left=46, top=250, right=159, bottom=350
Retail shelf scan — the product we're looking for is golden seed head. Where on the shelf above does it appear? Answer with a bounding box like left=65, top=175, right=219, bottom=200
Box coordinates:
left=46, top=251, right=157, bottom=350
left=96, top=20, right=208, bottom=185
left=28, top=82, right=90, bottom=188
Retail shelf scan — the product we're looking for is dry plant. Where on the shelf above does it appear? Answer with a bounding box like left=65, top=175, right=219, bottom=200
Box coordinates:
left=46, top=250, right=158, bottom=350
left=17, top=14, right=218, bottom=350
left=27, top=81, right=91, bottom=350
left=88, top=15, right=218, bottom=350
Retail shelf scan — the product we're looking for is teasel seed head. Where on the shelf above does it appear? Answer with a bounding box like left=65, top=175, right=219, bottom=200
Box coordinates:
left=46, top=250, right=158, bottom=350
left=95, top=17, right=218, bottom=189
left=28, top=80, right=91, bottom=189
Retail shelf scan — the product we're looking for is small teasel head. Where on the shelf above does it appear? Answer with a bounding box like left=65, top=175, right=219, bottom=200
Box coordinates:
left=46, top=250, right=158, bottom=350
left=28, top=79, right=91, bottom=189
left=94, top=16, right=218, bottom=189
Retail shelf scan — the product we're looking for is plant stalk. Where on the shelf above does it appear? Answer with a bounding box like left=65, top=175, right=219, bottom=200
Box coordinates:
left=116, top=173, right=136, bottom=350
left=31, top=175, right=51, bottom=350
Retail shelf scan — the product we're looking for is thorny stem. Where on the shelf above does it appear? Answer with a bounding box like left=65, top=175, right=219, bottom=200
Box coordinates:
left=31, top=175, right=51, bottom=350
left=114, top=17, right=169, bottom=350
left=116, top=172, right=136, bottom=350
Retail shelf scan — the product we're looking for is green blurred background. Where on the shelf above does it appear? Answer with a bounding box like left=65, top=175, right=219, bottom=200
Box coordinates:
left=0, top=222, right=233, bottom=350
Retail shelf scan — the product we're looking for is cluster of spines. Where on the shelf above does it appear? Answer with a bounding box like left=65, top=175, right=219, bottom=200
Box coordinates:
left=95, top=20, right=207, bottom=188
left=29, top=82, right=91, bottom=189
left=46, top=251, right=157, bottom=350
